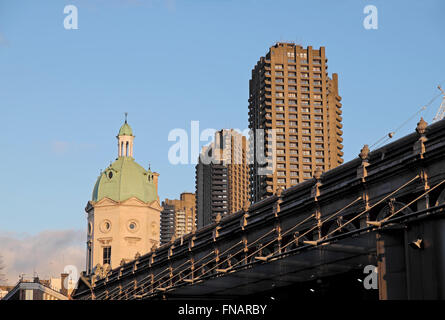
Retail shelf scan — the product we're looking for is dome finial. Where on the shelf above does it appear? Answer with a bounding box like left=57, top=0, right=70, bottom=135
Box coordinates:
left=124, top=112, right=128, bottom=124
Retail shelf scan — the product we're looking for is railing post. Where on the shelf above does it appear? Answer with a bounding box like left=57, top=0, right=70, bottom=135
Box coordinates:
left=312, top=167, right=323, bottom=240
left=243, top=235, right=248, bottom=265
left=358, top=144, right=370, bottom=227
left=274, top=189, right=283, bottom=253
left=169, top=263, right=173, bottom=288
left=414, top=118, right=430, bottom=211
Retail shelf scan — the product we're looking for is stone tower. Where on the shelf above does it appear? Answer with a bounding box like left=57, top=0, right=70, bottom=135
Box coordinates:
left=85, top=117, right=162, bottom=274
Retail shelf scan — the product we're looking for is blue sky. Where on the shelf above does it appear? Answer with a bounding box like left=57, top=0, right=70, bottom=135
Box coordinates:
left=0, top=0, right=444, bottom=235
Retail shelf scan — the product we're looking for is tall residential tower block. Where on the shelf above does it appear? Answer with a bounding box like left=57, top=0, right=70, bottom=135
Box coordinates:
left=195, top=129, right=250, bottom=228
left=248, top=43, right=344, bottom=202
left=160, top=192, right=196, bottom=245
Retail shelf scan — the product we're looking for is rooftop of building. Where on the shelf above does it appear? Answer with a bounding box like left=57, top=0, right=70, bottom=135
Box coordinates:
left=91, top=119, right=159, bottom=204
left=2, top=275, right=70, bottom=300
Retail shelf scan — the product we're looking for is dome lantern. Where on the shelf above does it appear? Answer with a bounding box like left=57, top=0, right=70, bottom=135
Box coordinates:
left=117, top=113, right=134, bottom=158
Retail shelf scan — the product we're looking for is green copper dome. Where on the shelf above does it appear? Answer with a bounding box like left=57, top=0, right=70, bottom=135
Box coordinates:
left=118, top=122, right=133, bottom=136
left=92, top=157, right=157, bottom=203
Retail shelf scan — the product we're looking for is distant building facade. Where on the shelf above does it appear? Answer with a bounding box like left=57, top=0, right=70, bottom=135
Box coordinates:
left=160, top=193, right=196, bottom=245
left=160, top=202, right=175, bottom=245
left=196, top=129, right=250, bottom=228
left=248, top=43, right=344, bottom=202
left=2, top=275, right=70, bottom=300
left=85, top=118, right=162, bottom=273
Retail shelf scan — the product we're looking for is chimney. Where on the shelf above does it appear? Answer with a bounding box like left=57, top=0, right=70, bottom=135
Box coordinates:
left=60, top=273, right=68, bottom=296
left=153, top=172, right=160, bottom=200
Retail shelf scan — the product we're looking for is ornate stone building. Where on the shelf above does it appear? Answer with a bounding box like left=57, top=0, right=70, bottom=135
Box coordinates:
left=85, top=118, right=162, bottom=273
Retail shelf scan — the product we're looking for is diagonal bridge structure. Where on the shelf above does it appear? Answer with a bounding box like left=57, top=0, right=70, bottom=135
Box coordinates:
left=72, top=118, right=445, bottom=300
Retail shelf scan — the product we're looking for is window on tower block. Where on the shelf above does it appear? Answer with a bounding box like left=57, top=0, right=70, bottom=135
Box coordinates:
left=103, top=246, right=111, bottom=265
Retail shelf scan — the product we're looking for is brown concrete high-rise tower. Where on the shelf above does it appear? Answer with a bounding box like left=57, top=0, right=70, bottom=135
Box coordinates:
left=195, top=129, right=250, bottom=228
left=248, top=43, right=344, bottom=202
left=160, top=192, right=196, bottom=245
